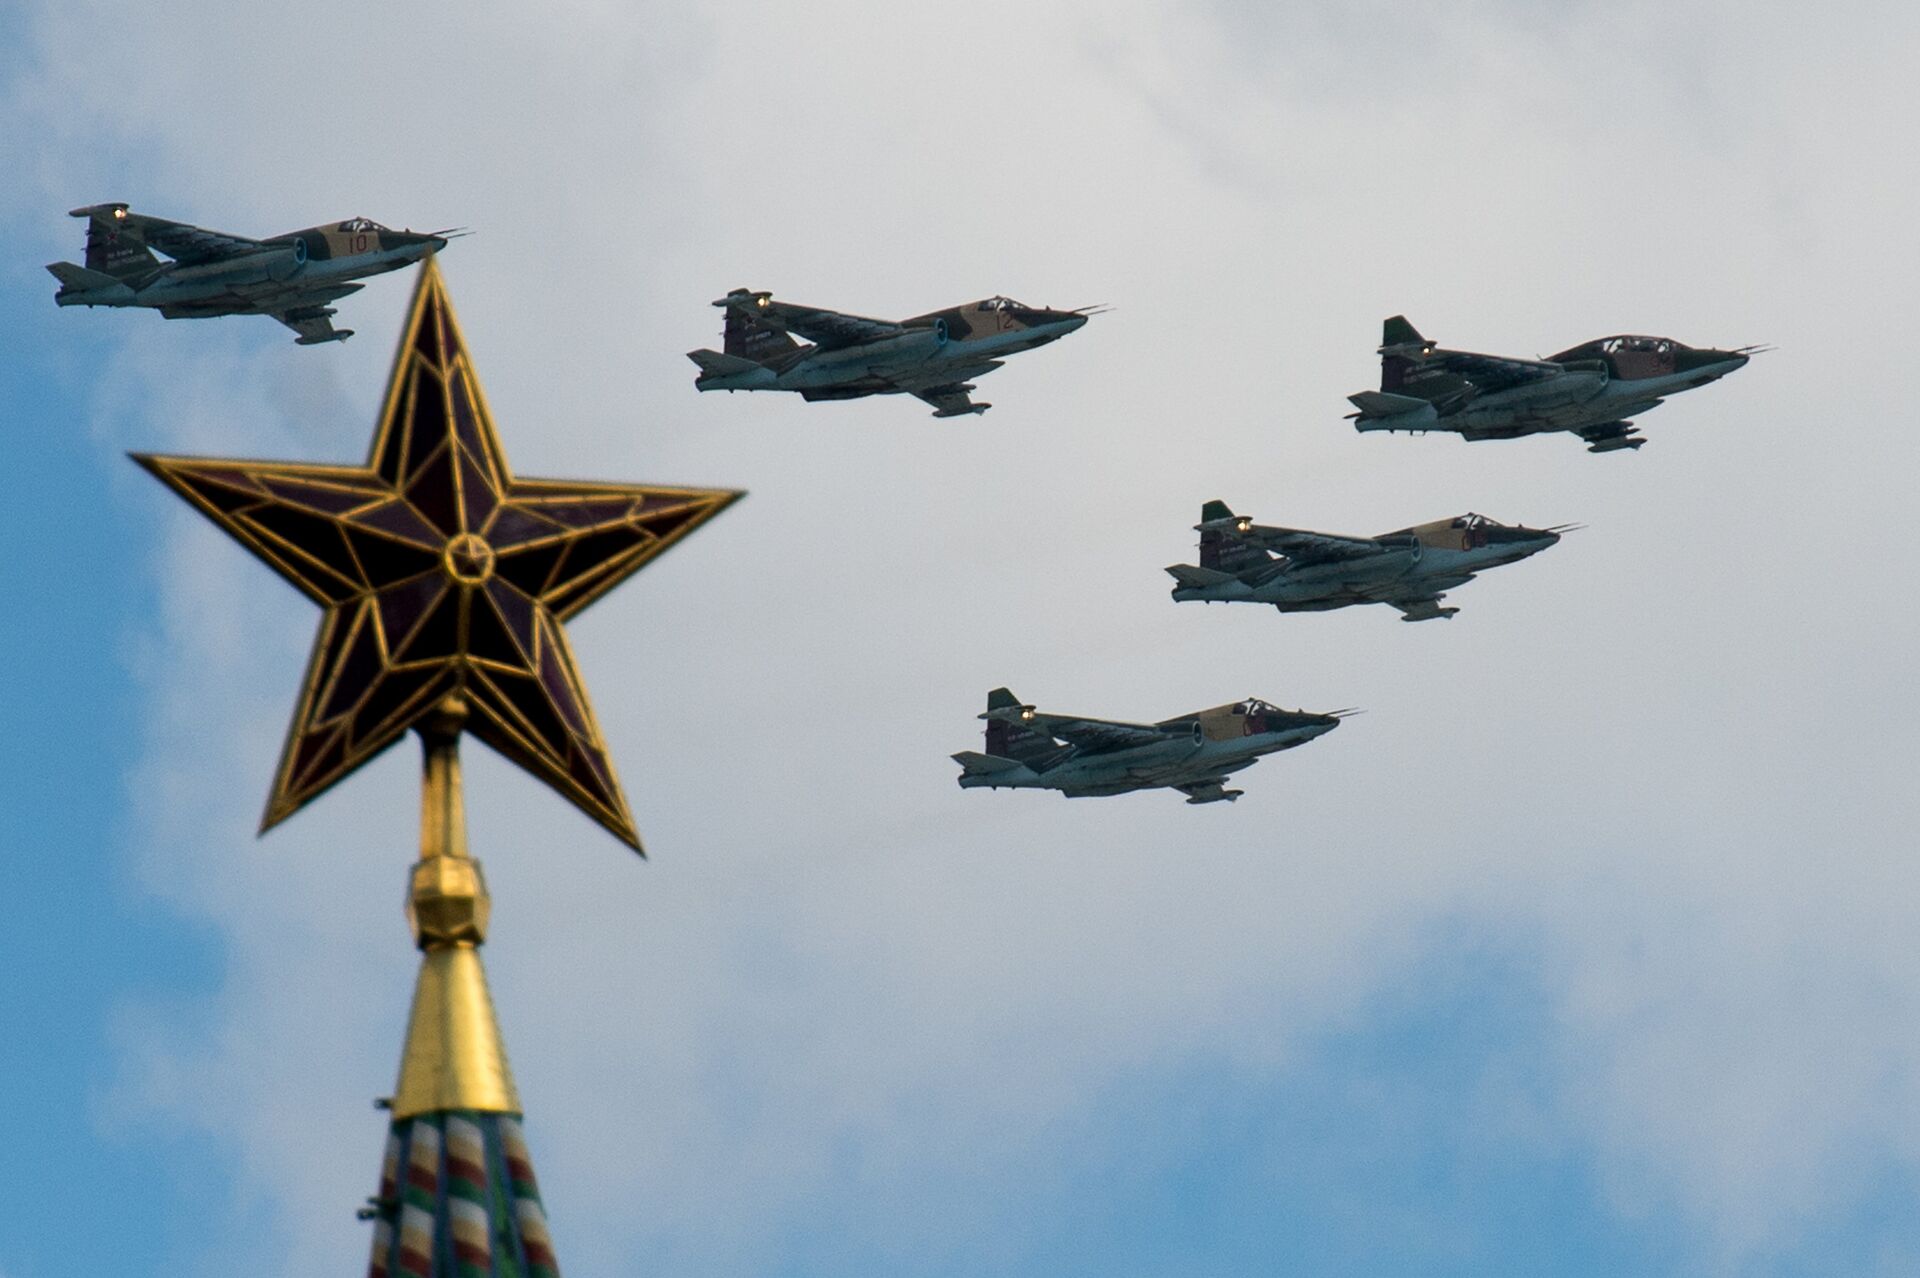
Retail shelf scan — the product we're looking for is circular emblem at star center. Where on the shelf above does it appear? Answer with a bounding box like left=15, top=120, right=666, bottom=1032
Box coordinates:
left=443, top=532, right=496, bottom=586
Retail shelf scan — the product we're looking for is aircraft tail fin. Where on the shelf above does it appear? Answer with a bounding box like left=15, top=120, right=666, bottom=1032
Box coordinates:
left=1199, top=499, right=1235, bottom=524
left=717, top=288, right=800, bottom=363
left=979, top=688, right=1065, bottom=766
left=1379, top=315, right=1431, bottom=390
left=70, top=204, right=159, bottom=279
left=985, top=687, right=1024, bottom=712
left=1194, top=499, right=1266, bottom=573
left=1381, top=315, right=1425, bottom=349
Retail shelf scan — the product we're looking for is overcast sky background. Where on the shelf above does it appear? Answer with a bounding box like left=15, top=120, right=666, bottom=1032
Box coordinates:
left=4, top=2, right=1918, bottom=1274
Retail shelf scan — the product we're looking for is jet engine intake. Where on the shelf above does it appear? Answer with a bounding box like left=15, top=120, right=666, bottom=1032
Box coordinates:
left=266, top=238, right=308, bottom=281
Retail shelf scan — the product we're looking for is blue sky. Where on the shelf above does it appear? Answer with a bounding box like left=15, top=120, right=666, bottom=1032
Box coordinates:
left=4, top=2, right=1919, bottom=1275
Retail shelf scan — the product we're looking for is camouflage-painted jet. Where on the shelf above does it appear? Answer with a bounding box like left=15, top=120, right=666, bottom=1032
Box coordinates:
left=953, top=687, right=1349, bottom=805
left=48, top=204, right=455, bottom=345
left=688, top=289, right=1096, bottom=417
left=1167, top=501, right=1570, bottom=622
left=1347, top=315, right=1759, bottom=452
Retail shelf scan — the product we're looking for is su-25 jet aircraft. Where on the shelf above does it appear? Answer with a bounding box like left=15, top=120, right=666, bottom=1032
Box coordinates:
left=48, top=204, right=454, bottom=345
left=1347, top=315, right=1758, bottom=452
left=688, top=289, right=1095, bottom=417
left=954, top=687, right=1349, bottom=805
left=1168, top=500, right=1570, bottom=622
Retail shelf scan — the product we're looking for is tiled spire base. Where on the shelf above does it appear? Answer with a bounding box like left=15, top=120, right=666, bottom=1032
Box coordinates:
left=365, top=1110, right=559, bottom=1278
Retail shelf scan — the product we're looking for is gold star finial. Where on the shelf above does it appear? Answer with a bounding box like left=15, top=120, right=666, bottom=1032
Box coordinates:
left=135, top=258, right=743, bottom=851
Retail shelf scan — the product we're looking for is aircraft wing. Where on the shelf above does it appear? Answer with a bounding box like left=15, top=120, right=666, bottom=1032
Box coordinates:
left=1367, top=578, right=1472, bottom=621
left=894, top=361, right=1002, bottom=417
left=1029, top=714, right=1175, bottom=755
left=1428, top=348, right=1563, bottom=394
left=750, top=299, right=905, bottom=349
left=122, top=211, right=268, bottom=265
left=1237, top=525, right=1385, bottom=562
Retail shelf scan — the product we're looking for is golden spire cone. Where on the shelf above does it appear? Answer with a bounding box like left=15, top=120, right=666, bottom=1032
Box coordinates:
left=391, top=695, right=520, bottom=1118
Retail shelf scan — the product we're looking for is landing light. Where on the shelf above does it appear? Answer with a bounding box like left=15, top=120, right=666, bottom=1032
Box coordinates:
left=1020, top=708, right=1035, bottom=722
left=756, top=296, right=770, bottom=308
left=1235, top=518, right=1253, bottom=533
left=113, top=208, right=127, bottom=219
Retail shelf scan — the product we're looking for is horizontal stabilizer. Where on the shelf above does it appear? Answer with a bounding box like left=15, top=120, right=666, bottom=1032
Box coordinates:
left=1347, top=390, right=1429, bottom=417
left=1166, top=563, right=1235, bottom=589
left=46, top=261, right=121, bottom=291
left=688, top=348, right=762, bottom=376
left=952, top=750, right=1024, bottom=776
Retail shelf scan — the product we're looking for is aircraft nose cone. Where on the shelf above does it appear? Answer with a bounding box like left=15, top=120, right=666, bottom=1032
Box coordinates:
left=1515, top=531, right=1560, bottom=559
left=1678, top=347, right=1749, bottom=378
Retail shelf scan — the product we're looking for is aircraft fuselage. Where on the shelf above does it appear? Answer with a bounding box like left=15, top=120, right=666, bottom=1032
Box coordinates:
left=1351, top=329, right=1752, bottom=447
left=956, top=714, right=1337, bottom=797
left=705, top=311, right=1087, bottom=396
left=1173, top=527, right=1560, bottom=610
left=52, top=222, right=445, bottom=317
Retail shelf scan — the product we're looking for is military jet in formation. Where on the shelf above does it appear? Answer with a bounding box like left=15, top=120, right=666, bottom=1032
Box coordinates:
left=953, top=687, right=1348, bottom=805
left=1348, top=315, right=1757, bottom=452
left=48, top=204, right=453, bottom=345
left=688, top=289, right=1095, bottom=417
left=1167, top=500, right=1569, bottom=622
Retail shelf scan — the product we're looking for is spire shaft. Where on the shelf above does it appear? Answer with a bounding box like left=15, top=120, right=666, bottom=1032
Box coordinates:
left=366, top=694, right=560, bottom=1275
left=393, top=695, right=519, bottom=1119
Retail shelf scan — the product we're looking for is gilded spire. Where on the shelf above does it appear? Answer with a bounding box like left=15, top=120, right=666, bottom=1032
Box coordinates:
left=392, top=695, right=518, bottom=1119
left=364, top=698, right=561, bottom=1276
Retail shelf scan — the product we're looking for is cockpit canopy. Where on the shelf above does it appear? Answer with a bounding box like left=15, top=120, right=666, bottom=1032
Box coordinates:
left=1599, top=335, right=1679, bottom=355
left=1449, top=513, right=1506, bottom=531
left=980, top=296, right=1028, bottom=312
left=1230, top=698, right=1281, bottom=716
left=337, top=217, right=389, bottom=234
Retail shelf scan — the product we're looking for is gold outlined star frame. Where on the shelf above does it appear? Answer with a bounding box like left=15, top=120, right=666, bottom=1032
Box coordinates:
left=136, top=259, right=742, bottom=851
